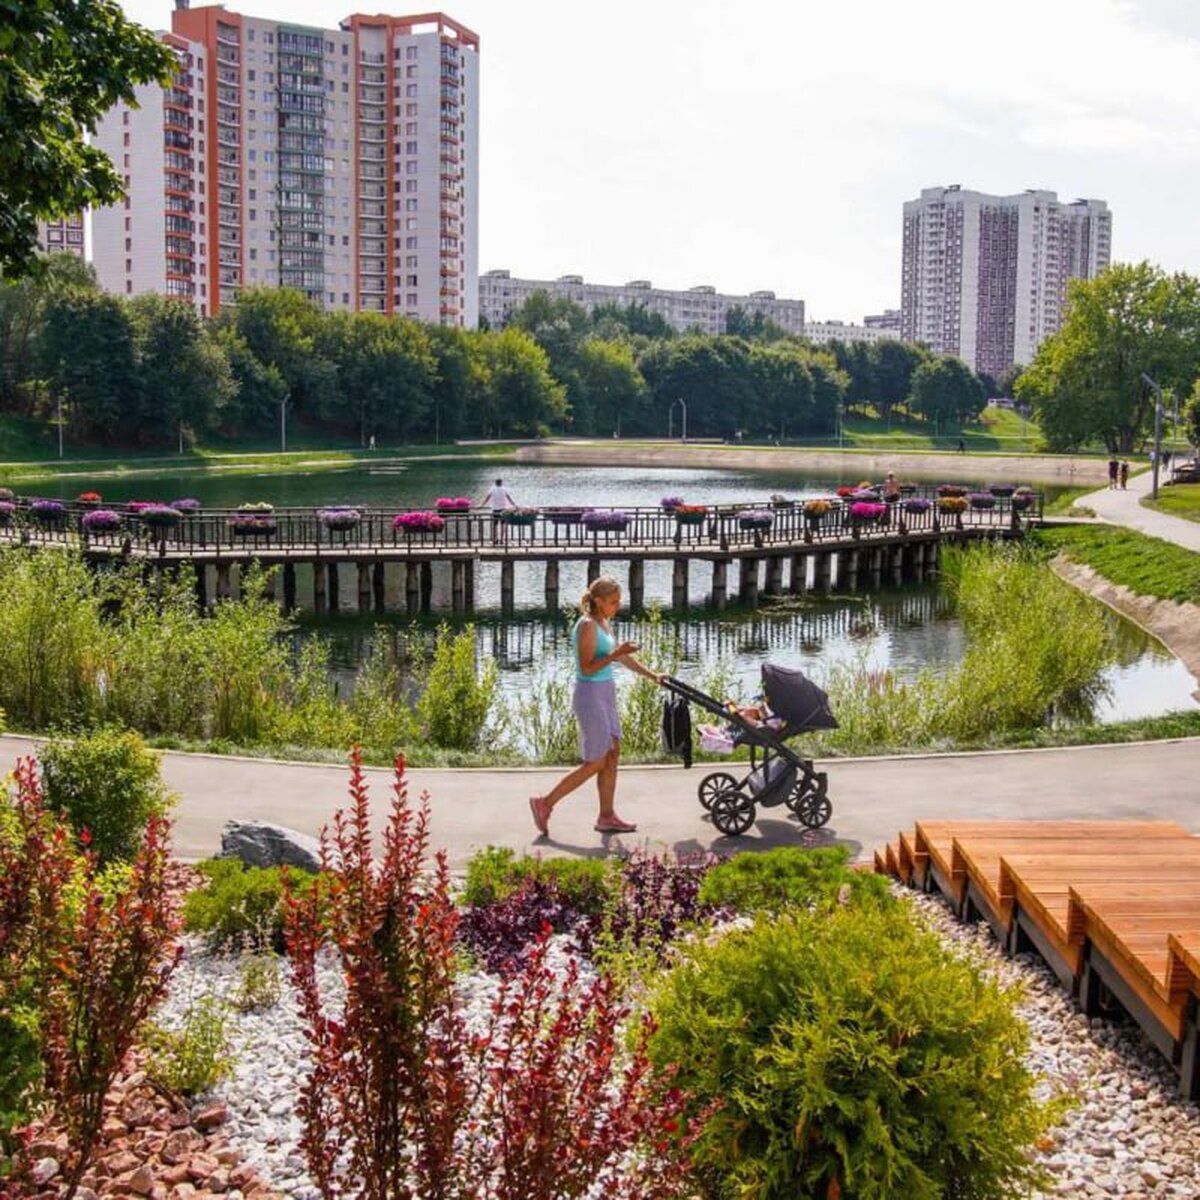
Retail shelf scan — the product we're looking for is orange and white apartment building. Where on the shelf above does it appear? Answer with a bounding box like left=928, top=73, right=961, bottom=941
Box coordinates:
left=92, top=4, right=479, bottom=325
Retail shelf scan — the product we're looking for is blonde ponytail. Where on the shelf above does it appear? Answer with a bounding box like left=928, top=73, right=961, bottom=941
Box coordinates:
left=580, top=575, right=621, bottom=616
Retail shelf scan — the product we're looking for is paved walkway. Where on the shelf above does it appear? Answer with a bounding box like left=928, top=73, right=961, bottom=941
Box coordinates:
left=7, top=735, right=1199, bottom=871
left=1082, top=468, right=1200, bottom=552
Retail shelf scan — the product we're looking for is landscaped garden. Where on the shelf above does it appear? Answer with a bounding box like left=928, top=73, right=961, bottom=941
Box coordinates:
left=4, top=747, right=1200, bottom=1198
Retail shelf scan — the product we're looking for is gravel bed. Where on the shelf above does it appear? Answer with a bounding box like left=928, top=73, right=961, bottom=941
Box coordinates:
left=161, top=901, right=1200, bottom=1199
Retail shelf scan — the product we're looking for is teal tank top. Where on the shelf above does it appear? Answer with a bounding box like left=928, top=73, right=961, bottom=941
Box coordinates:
left=572, top=617, right=615, bottom=682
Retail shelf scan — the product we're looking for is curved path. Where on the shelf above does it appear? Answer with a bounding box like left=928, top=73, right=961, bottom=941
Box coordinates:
left=1082, top=468, right=1200, bottom=552
left=6, top=734, right=1198, bottom=870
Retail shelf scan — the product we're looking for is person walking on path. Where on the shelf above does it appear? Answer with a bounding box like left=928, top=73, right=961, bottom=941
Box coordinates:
left=1119, top=460, right=1130, bottom=489
left=479, top=477, right=516, bottom=541
left=1108, top=456, right=1119, bottom=489
left=529, top=577, right=663, bottom=837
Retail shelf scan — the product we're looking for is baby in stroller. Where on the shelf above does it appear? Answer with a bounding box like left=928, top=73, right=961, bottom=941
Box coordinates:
left=663, top=663, right=838, bottom=836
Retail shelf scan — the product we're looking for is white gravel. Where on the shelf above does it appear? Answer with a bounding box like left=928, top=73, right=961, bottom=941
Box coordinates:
left=159, top=898, right=1200, bottom=1199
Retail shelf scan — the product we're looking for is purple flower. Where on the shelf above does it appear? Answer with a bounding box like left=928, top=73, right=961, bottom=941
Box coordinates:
left=171, top=497, right=201, bottom=512
left=901, top=497, right=932, bottom=513
left=82, top=509, right=122, bottom=532
left=851, top=488, right=881, bottom=502
left=29, top=499, right=66, bottom=521
left=319, top=507, right=362, bottom=530
left=738, top=509, right=774, bottom=529
left=125, top=500, right=157, bottom=513
left=968, top=492, right=997, bottom=509
left=849, top=501, right=887, bottom=521
left=660, top=495, right=685, bottom=510
left=229, top=513, right=277, bottom=535
left=581, top=509, right=629, bottom=530
left=139, top=504, right=182, bottom=526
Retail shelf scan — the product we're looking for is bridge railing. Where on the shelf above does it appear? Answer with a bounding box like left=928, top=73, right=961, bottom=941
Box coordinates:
left=0, top=486, right=1043, bottom=555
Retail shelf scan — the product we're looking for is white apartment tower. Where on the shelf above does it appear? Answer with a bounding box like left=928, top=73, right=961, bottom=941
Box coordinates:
left=92, top=5, right=479, bottom=324
left=36, top=216, right=87, bottom=260
left=900, top=186, right=1111, bottom=376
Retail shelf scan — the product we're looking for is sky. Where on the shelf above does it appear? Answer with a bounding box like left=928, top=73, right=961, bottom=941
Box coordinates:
left=117, top=0, right=1200, bottom=321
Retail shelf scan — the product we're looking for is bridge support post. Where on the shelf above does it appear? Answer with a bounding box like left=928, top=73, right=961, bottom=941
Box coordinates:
left=544, top=559, right=560, bottom=610
left=328, top=563, right=340, bottom=615
left=372, top=562, right=385, bottom=614
left=869, top=548, right=883, bottom=588
left=215, top=562, right=232, bottom=602
left=419, top=562, right=433, bottom=613
left=314, top=561, right=327, bottom=614
left=500, top=560, right=515, bottom=615
left=844, top=550, right=860, bottom=591
left=890, top=545, right=904, bottom=587
left=764, top=556, right=784, bottom=597
left=195, top=563, right=209, bottom=612
left=451, top=560, right=465, bottom=613
left=928, top=541, right=940, bottom=577
left=358, top=562, right=372, bottom=615
left=711, top=559, right=728, bottom=609
left=463, top=558, right=475, bottom=611
left=628, top=559, right=645, bottom=612
left=814, top=551, right=833, bottom=593
left=283, top=562, right=296, bottom=612
left=405, top=563, right=420, bottom=615
left=587, top=557, right=601, bottom=585
left=739, top=558, right=759, bottom=607
left=789, top=553, right=807, bottom=593
left=672, top=558, right=688, bottom=609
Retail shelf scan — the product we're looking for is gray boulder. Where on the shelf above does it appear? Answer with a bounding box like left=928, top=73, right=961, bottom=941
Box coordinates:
left=220, top=820, right=322, bottom=874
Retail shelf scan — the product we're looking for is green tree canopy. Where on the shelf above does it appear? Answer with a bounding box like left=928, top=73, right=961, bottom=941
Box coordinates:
left=475, top=327, right=567, bottom=437
left=868, top=339, right=929, bottom=420
left=0, top=0, right=175, bottom=276
left=1015, top=263, right=1200, bottom=453
left=1185, top=380, right=1200, bottom=449
left=573, top=337, right=647, bottom=436
left=908, top=355, right=986, bottom=426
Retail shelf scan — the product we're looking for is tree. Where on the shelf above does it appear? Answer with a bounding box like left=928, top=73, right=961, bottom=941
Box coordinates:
left=0, top=0, right=176, bottom=277
left=590, top=301, right=675, bottom=341
left=475, top=328, right=567, bottom=437
left=868, top=339, right=928, bottom=422
left=748, top=343, right=814, bottom=438
left=725, top=306, right=787, bottom=342
left=1015, top=263, right=1200, bottom=453
left=130, top=295, right=235, bottom=447
left=908, top=356, right=986, bottom=427
left=637, top=336, right=757, bottom=438
left=212, top=326, right=287, bottom=434
left=997, top=364, right=1025, bottom=399
left=1185, top=380, right=1200, bottom=449
left=426, top=324, right=486, bottom=442
left=825, top=339, right=873, bottom=411
left=574, top=337, right=647, bottom=436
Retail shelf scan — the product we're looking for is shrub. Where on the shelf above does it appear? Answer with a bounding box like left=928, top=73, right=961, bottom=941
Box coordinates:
left=181, top=858, right=309, bottom=952
left=141, top=994, right=232, bottom=1096
left=416, top=622, right=497, bottom=751
left=283, top=752, right=698, bottom=1200
left=698, top=846, right=892, bottom=914
left=40, top=727, right=174, bottom=865
left=462, top=845, right=613, bottom=913
left=232, top=953, right=283, bottom=1012
left=647, top=904, right=1054, bottom=1199
left=458, top=876, right=579, bottom=975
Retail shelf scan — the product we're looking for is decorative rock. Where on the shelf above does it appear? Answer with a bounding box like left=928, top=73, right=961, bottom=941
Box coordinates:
left=219, top=821, right=322, bottom=874
left=186, top=1153, right=220, bottom=1184
left=31, top=1157, right=60, bottom=1184
left=129, top=1163, right=157, bottom=1195
left=106, top=1150, right=141, bottom=1175
left=195, top=1103, right=230, bottom=1131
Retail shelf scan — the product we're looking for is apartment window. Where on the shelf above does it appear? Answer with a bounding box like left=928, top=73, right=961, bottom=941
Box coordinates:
left=406, top=46, right=418, bottom=60
left=406, top=160, right=418, bottom=174
left=406, top=236, right=417, bottom=249
left=123, top=153, right=130, bottom=167
left=405, top=122, right=417, bottom=135
left=405, top=179, right=418, bottom=193
left=248, top=69, right=255, bottom=81
left=406, top=84, right=417, bottom=97
left=125, top=259, right=132, bottom=272
left=123, top=111, right=129, bottom=125
left=124, top=217, right=131, bottom=231
left=248, top=149, right=256, bottom=161
left=126, top=281, right=132, bottom=294
left=250, top=248, right=257, bottom=260
left=406, top=274, right=417, bottom=286
left=343, top=291, right=350, bottom=303
left=342, top=235, right=349, bottom=246
left=406, top=65, right=417, bottom=77
left=406, top=103, right=417, bottom=115
left=341, top=81, right=348, bottom=93
left=342, top=62, right=348, bottom=75
left=405, top=199, right=417, bottom=211
left=406, top=141, right=417, bottom=154
left=125, top=238, right=132, bottom=251
left=407, top=293, right=417, bottom=305
left=123, top=132, right=130, bottom=146
left=405, top=217, right=417, bottom=230
left=247, top=27, right=256, bottom=40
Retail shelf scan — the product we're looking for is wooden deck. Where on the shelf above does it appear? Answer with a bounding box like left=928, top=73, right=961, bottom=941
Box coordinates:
left=874, top=820, right=1200, bottom=1100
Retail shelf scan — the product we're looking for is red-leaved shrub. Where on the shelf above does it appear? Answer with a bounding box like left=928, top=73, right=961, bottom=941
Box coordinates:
left=284, top=750, right=700, bottom=1199
left=0, top=758, right=179, bottom=1196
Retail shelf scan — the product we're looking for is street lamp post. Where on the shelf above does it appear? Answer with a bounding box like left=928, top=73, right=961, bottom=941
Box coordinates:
left=1143, top=374, right=1164, bottom=499
left=57, top=395, right=64, bottom=459
left=280, top=394, right=288, bottom=455
left=667, top=397, right=687, bottom=442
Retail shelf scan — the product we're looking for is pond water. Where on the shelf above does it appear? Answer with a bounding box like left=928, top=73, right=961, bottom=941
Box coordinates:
left=41, top=459, right=1198, bottom=729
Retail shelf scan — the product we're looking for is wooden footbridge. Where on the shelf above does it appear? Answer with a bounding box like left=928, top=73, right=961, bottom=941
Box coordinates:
left=1, top=488, right=1041, bottom=615
left=875, top=820, right=1200, bottom=1100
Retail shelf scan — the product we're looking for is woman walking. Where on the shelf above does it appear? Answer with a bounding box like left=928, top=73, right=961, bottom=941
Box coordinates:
left=529, top=576, right=663, bottom=836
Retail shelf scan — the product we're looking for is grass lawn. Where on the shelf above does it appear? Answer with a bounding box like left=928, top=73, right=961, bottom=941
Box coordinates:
left=1032, top=524, right=1200, bottom=604
left=796, top=405, right=1046, bottom=453
left=1143, top=482, right=1200, bottom=524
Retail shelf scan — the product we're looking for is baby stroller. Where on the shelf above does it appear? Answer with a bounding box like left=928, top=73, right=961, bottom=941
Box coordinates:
left=662, top=664, right=837, bottom=837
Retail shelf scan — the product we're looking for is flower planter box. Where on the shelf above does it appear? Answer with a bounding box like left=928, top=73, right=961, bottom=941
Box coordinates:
left=737, top=511, right=774, bottom=531
left=319, top=508, right=363, bottom=533
left=230, top=518, right=277, bottom=537
left=501, top=508, right=537, bottom=527
left=968, top=493, right=997, bottom=510
left=393, top=512, right=445, bottom=536
left=674, top=506, right=707, bottom=526
left=140, top=505, right=182, bottom=529
left=1010, top=493, right=1035, bottom=512
left=581, top=510, right=629, bottom=533
left=29, top=500, right=67, bottom=526
left=0, top=501, right=15, bottom=526
left=988, top=484, right=1016, bottom=498
left=82, top=509, right=122, bottom=534
left=545, top=508, right=584, bottom=526
left=435, top=498, right=472, bottom=513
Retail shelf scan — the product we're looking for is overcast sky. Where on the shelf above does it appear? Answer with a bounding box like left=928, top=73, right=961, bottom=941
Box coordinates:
left=117, top=0, right=1200, bottom=321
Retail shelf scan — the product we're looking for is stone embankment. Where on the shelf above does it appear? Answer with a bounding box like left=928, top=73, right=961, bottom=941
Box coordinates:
left=517, top=440, right=1108, bottom=484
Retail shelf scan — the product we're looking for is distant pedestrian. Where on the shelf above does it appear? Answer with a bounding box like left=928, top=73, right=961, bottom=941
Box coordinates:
left=956, top=439, right=966, bottom=453
left=1107, top=457, right=1119, bottom=489
left=1162, top=449, right=1172, bottom=474
left=1119, top=460, right=1129, bottom=489
left=368, top=434, right=376, bottom=452
left=480, top=477, right=516, bottom=540
left=882, top=471, right=901, bottom=501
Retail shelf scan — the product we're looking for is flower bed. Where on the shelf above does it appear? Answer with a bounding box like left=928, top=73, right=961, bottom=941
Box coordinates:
left=500, top=506, right=537, bottom=526
left=318, top=507, right=362, bottom=532
left=393, top=511, right=445, bottom=534
left=969, top=492, right=997, bottom=510
left=139, top=504, right=182, bottom=529
left=937, top=496, right=968, bottom=514
left=29, top=498, right=66, bottom=524
left=901, top=496, right=933, bottom=514
left=82, top=509, right=123, bottom=533
left=660, top=495, right=684, bottom=511
left=835, top=485, right=858, bottom=499
left=435, top=497, right=472, bottom=512
left=581, top=509, right=630, bottom=532
left=804, top=498, right=833, bottom=522
left=936, top=484, right=969, bottom=498
left=77, top=491, right=103, bottom=507
left=849, top=501, right=887, bottom=524
left=674, top=503, right=707, bottom=526
left=172, top=497, right=201, bottom=513
left=229, top=514, right=277, bottom=537
left=737, top=509, right=774, bottom=531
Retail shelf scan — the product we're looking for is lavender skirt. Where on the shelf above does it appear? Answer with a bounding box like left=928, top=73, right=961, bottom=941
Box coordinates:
left=573, top=678, right=621, bottom=762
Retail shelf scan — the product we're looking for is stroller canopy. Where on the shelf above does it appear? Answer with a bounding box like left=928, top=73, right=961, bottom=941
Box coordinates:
left=762, top=663, right=839, bottom=732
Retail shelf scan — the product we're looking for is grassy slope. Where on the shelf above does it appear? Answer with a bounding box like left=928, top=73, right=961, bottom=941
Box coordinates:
left=1143, top=483, right=1200, bottom=525
left=1032, top=524, right=1200, bottom=604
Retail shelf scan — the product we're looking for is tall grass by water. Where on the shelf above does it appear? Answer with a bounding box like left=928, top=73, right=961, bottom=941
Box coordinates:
left=0, top=542, right=1156, bottom=763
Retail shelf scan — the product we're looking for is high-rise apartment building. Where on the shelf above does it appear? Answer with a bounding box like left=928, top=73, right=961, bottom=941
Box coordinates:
left=92, top=5, right=478, bottom=324
left=803, top=320, right=891, bottom=346
left=900, top=186, right=1111, bottom=376
left=862, top=309, right=901, bottom=334
left=37, top=216, right=87, bottom=259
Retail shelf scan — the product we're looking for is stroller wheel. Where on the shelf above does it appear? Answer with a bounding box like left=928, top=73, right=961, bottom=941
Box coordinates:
left=698, top=771, right=739, bottom=811
left=789, top=772, right=832, bottom=829
left=711, top=789, right=755, bottom=837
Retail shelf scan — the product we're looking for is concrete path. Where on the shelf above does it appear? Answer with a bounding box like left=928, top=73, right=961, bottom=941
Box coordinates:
left=7, top=735, right=1198, bottom=871
left=1082, top=468, right=1200, bottom=552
